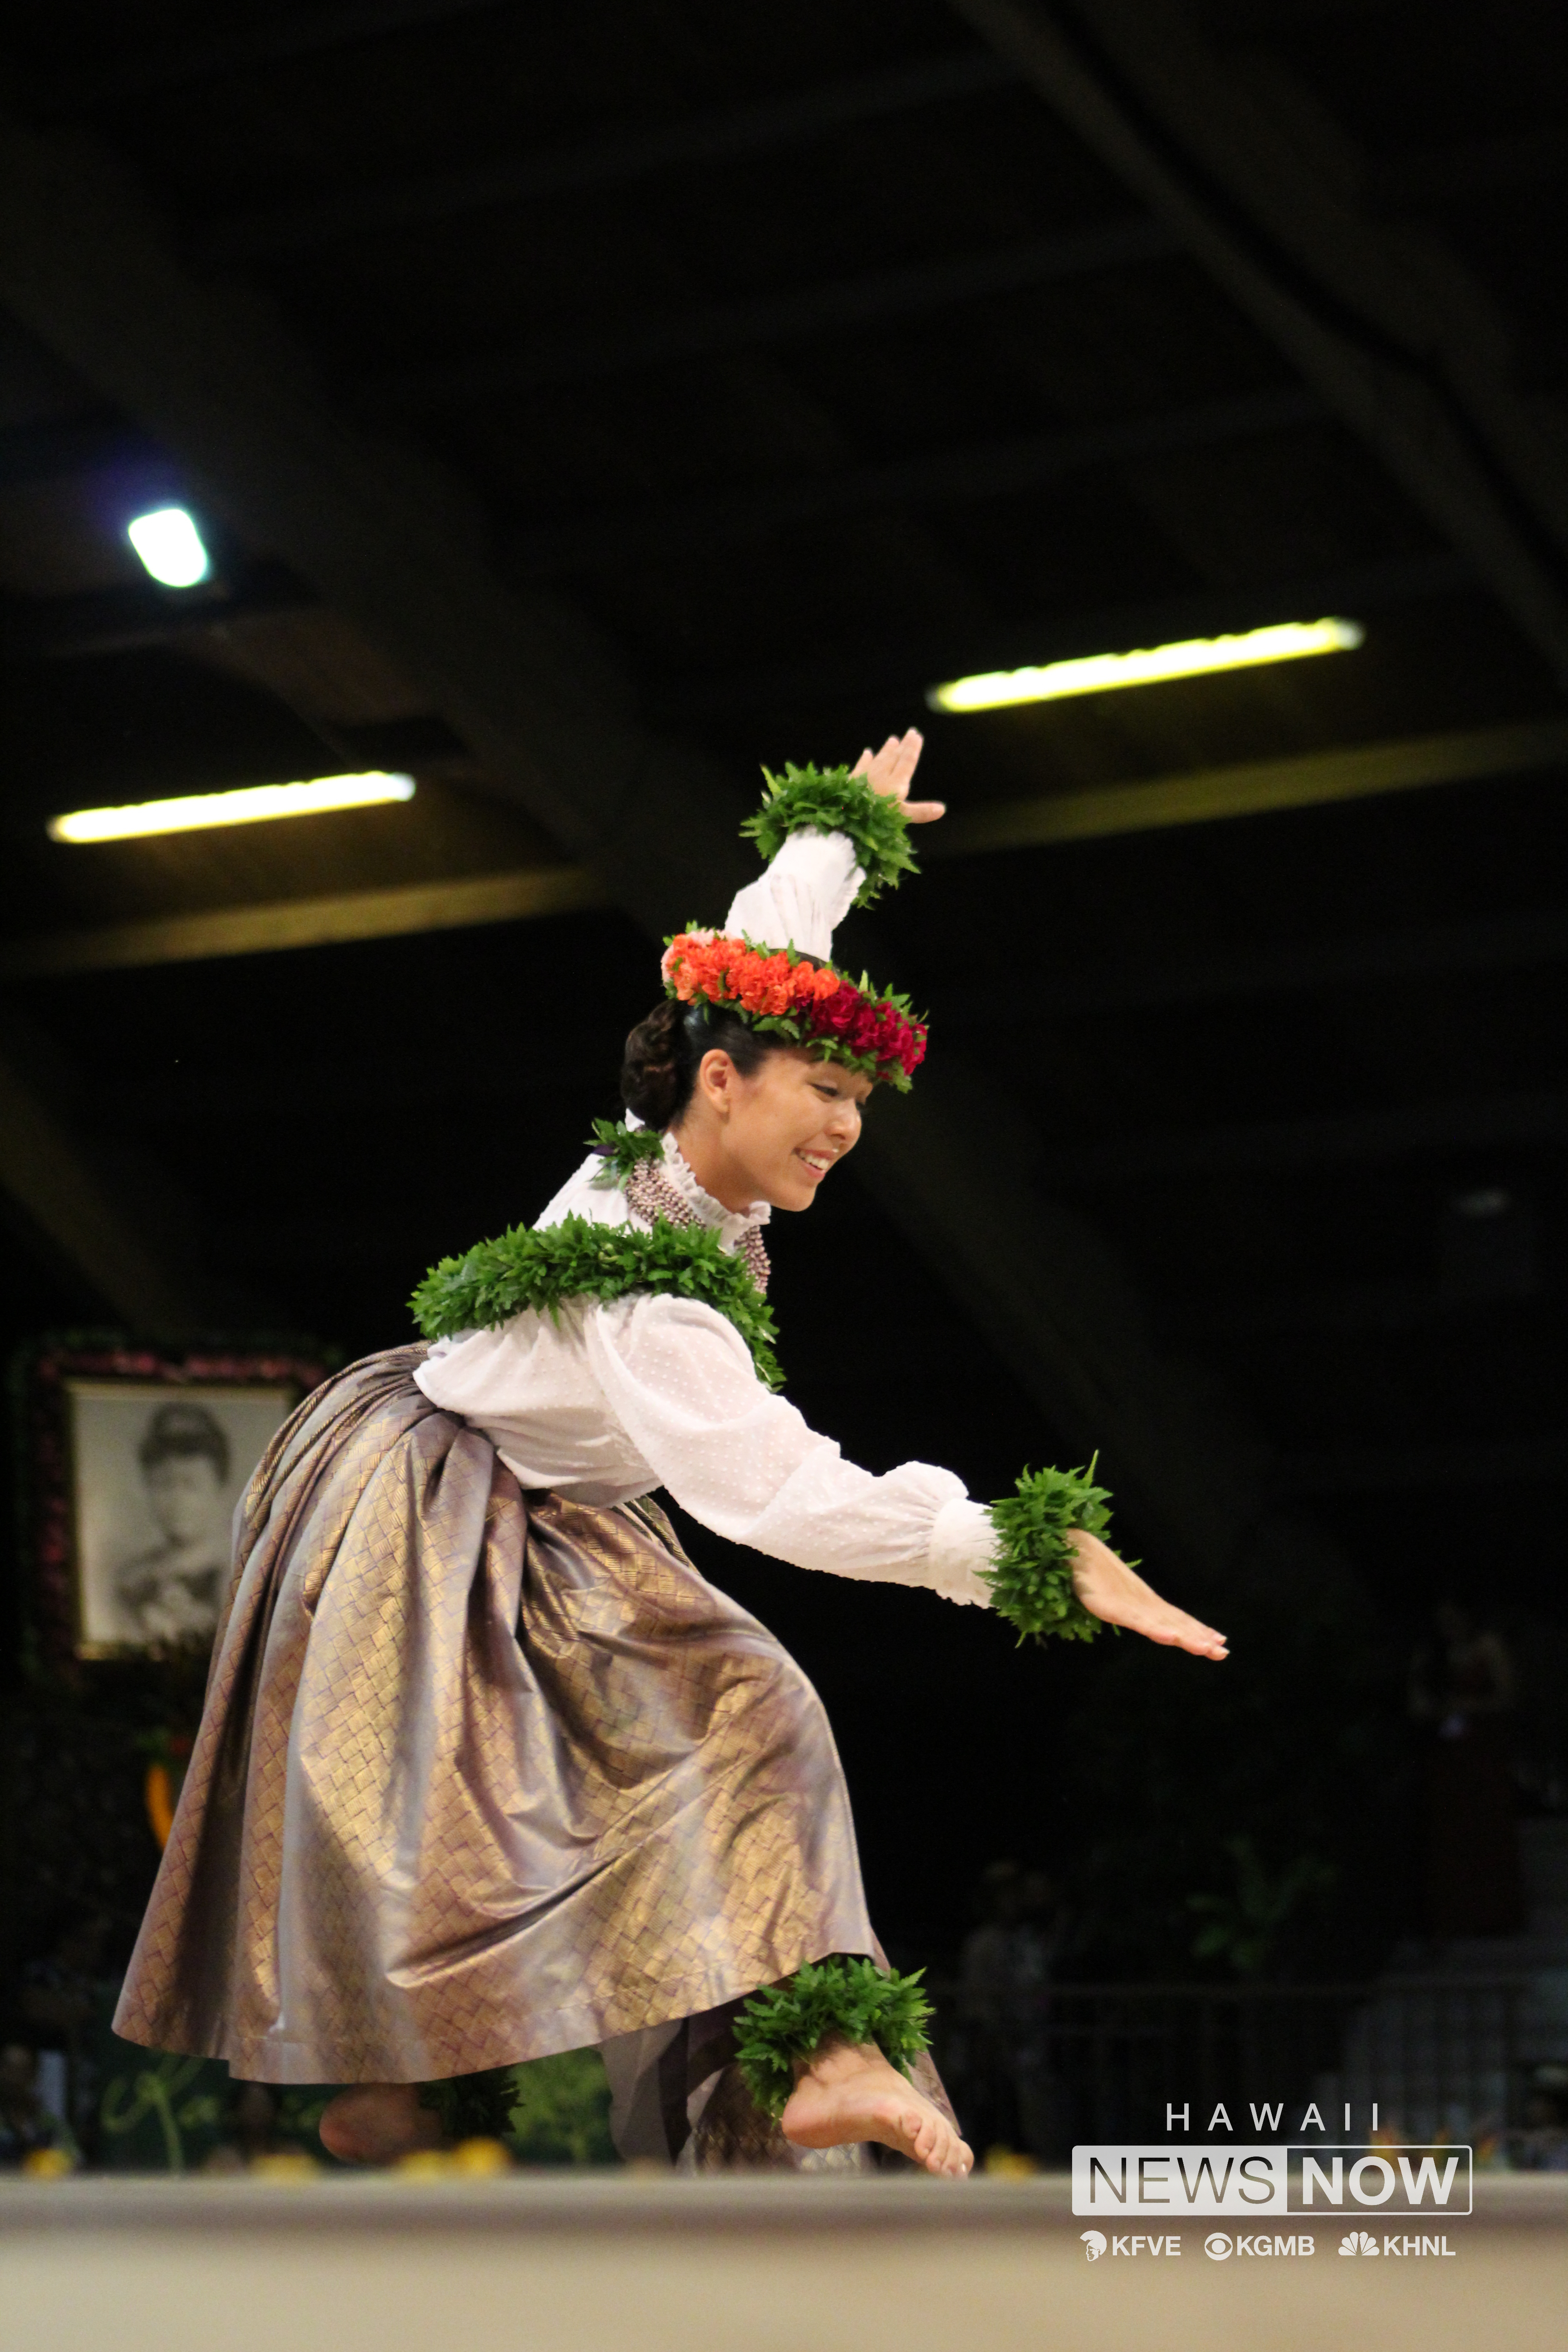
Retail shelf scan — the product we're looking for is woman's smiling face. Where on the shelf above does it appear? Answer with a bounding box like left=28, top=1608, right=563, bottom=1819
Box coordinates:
left=673, top=1046, right=873, bottom=1213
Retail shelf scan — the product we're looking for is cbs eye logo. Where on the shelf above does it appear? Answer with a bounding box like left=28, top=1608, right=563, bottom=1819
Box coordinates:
left=1204, top=2233, right=1234, bottom=2262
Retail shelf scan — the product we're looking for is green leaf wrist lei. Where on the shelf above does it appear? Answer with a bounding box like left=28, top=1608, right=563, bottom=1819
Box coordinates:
left=740, top=762, right=918, bottom=908
left=982, top=1459, right=1120, bottom=1644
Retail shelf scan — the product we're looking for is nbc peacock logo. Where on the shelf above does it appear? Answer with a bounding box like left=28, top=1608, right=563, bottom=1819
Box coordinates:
left=1340, top=2230, right=1381, bottom=2256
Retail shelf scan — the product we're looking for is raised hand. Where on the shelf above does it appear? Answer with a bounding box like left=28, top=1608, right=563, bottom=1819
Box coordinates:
left=850, top=728, right=945, bottom=825
left=1068, top=1529, right=1229, bottom=1661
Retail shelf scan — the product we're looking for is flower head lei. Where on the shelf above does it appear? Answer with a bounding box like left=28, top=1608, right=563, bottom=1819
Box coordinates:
left=661, top=931, right=928, bottom=1090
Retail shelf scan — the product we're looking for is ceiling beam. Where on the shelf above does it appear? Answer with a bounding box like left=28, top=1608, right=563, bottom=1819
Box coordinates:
left=0, top=99, right=740, bottom=933
left=0, top=544, right=1470, bottom=681
left=0, top=865, right=603, bottom=978
left=1368, top=127, right=1566, bottom=215
left=34, top=0, right=504, bottom=115
left=1045, top=1088, right=1568, bottom=1189
left=0, top=97, right=1273, bottom=1577
left=984, top=901, right=1568, bottom=1018
left=945, top=0, right=1568, bottom=676
left=655, top=549, right=1474, bottom=719
left=0, top=411, right=172, bottom=487
left=1061, top=0, right=1568, bottom=560
left=2, top=563, right=317, bottom=662
left=365, top=216, right=1178, bottom=410
left=0, top=1043, right=204, bottom=1332
left=931, top=715, right=1568, bottom=856
left=13, top=717, right=1559, bottom=979
left=515, top=386, right=1320, bottom=574
left=200, top=48, right=1020, bottom=262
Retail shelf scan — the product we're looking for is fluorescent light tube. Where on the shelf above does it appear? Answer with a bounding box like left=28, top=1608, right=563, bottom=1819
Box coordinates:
left=49, top=772, right=417, bottom=844
left=127, top=505, right=212, bottom=588
left=926, top=617, right=1364, bottom=714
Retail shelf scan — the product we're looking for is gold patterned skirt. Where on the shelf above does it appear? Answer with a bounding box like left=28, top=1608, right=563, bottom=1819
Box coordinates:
left=113, top=1346, right=877, bottom=2087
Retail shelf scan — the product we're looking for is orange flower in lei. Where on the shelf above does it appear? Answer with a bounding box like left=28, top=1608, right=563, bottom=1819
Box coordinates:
left=660, top=932, right=927, bottom=1087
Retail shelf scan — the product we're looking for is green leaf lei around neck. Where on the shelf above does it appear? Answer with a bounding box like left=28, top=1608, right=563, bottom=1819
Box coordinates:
left=733, top=1956, right=934, bottom=2122
left=982, top=1459, right=1122, bottom=1644
left=741, top=762, right=917, bottom=908
left=409, top=1215, right=784, bottom=1390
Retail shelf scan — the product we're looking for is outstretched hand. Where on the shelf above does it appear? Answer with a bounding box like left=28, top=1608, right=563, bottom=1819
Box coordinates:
left=1068, top=1530, right=1229, bottom=1661
left=851, top=729, right=945, bottom=825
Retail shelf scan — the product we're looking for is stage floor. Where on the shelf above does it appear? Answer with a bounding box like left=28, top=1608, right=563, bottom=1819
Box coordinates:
left=1, top=2171, right=1563, bottom=2352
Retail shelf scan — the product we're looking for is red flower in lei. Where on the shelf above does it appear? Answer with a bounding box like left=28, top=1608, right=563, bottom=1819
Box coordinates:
left=661, top=932, right=927, bottom=1086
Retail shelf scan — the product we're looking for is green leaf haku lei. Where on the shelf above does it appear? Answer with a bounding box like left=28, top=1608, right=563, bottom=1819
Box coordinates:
left=740, top=762, right=918, bottom=908
left=981, top=1459, right=1121, bottom=1644
left=410, top=1215, right=785, bottom=1391
left=733, top=1956, right=934, bottom=2122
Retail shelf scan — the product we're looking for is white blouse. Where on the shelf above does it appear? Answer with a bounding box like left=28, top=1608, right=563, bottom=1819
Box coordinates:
left=414, top=825, right=997, bottom=1608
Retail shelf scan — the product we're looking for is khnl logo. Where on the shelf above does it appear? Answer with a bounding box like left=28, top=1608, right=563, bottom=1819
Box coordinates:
left=1340, top=2232, right=1380, bottom=2256
left=1080, top=2232, right=1107, bottom=2261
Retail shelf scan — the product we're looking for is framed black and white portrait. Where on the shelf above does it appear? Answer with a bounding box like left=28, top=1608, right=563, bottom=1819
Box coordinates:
left=17, top=1340, right=333, bottom=1674
left=65, top=1380, right=297, bottom=1654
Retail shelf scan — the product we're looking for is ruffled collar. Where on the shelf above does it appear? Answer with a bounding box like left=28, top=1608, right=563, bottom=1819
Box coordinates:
left=660, top=1132, right=772, bottom=1252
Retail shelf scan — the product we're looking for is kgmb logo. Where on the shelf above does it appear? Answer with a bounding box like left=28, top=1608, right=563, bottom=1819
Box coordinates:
left=1073, top=2143, right=1472, bottom=2218
left=1204, top=2234, right=1315, bottom=2261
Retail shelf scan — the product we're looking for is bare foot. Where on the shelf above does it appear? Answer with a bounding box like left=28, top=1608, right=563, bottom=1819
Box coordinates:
left=319, top=2083, right=444, bottom=2164
left=780, top=2038, right=972, bottom=2177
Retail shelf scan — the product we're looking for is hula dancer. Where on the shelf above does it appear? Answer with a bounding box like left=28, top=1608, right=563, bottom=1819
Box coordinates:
left=115, top=731, right=1226, bottom=2174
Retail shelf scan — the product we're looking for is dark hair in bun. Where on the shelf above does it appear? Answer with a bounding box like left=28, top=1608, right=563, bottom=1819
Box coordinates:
left=620, top=1000, right=776, bottom=1129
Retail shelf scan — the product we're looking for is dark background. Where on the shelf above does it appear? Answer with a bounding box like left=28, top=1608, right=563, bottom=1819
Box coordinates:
left=1, top=0, right=1565, bottom=2007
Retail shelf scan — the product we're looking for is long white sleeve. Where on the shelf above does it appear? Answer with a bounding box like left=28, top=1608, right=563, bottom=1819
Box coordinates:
left=417, top=1281, right=996, bottom=1608
left=584, top=1292, right=995, bottom=1606
left=723, top=828, right=861, bottom=957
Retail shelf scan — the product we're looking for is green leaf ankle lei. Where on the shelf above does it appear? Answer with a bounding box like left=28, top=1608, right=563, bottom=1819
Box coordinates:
left=733, top=1956, right=934, bottom=2122
left=982, top=1459, right=1122, bottom=1644
left=741, top=763, right=917, bottom=908
left=410, top=1215, right=784, bottom=1390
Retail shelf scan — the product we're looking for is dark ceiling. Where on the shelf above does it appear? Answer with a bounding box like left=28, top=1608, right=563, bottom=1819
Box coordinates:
left=1, top=0, right=1565, bottom=1946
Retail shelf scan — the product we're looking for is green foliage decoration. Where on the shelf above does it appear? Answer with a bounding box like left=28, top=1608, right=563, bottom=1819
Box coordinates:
left=587, top=1117, right=664, bottom=1186
left=503, top=2047, right=617, bottom=2165
left=982, top=1460, right=1119, bottom=1644
left=741, top=762, right=918, bottom=907
left=410, top=1214, right=784, bottom=1390
left=421, top=2050, right=617, bottom=2164
left=733, top=1955, right=933, bottom=2122
left=1187, top=1835, right=1338, bottom=1977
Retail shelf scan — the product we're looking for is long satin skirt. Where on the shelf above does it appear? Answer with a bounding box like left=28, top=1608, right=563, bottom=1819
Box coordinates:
left=113, top=1346, right=879, bottom=2089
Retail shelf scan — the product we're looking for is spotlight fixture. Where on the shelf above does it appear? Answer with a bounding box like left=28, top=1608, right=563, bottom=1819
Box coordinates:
left=48, top=772, right=416, bottom=844
left=926, top=617, right=1364, bottom=714
left=126, top=505, right=212, bottom=588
